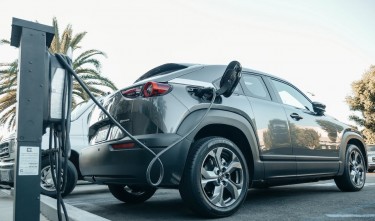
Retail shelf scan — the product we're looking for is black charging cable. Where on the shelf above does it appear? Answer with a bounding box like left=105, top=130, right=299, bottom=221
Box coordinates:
left=55, top=54, right=218, bottom=187
left=48, top=127, right=69, bottom=221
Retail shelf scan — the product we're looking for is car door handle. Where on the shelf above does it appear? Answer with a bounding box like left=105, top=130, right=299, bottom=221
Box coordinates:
left=290, top=113, right=303, bottom=120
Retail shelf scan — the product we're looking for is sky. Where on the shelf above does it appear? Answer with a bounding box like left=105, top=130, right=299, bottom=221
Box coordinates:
left=0, top=0, right=375, bottom=126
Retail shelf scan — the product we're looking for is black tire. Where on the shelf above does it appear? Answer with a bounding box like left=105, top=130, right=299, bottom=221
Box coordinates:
left=108, top=184, right=157, bottom=203
left=334, top=144, right=366, bottom=192
left=179, top=137, right=249, bottom=218
left=368, top=169, right=374, bottom=173
left=40, top=157, right=78, bottom=197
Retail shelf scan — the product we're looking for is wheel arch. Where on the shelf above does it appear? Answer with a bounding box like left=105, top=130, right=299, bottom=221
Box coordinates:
left=69, top=150, right=82, bottom=179
left=41, top=149, right=82, bottom=179
left=338, top=130, right=367, bottom=175
left=176, top=109, right=263, bottom=183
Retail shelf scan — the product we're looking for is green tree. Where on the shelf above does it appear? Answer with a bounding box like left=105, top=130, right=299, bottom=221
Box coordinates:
left=0, top=18, right=117, bottom=131
left=346, top=65, right=375, bottom=143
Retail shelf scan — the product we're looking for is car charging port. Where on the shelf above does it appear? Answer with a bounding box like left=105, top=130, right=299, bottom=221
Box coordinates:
left=194, top=87, right=214, bottom=98
left=188, top=87, right=215, bottom=101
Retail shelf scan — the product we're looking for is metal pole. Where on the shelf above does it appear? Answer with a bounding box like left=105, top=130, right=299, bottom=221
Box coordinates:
left=10, top=18, right=54, bottom=221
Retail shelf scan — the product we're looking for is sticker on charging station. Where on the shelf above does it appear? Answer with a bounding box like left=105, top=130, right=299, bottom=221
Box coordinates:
left=18, top=146, right=40, bottom=176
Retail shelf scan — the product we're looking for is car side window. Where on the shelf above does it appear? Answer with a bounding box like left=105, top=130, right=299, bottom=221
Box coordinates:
left=242, top=75, right=270, bottom=100
left=271, top=79, right=313, bottom=111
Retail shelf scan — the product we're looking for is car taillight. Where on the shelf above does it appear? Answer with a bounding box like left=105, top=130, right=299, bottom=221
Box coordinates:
left=122, top=86, right=141, bottom=98
left=111, top=142, right=135, bottom=149
left=142, top=82, right=171, bottom=97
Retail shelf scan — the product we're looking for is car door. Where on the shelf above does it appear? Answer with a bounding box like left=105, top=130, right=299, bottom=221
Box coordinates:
left=268, top=78, right=340, bottom=176
left=241, top=73, right=295, bottom=179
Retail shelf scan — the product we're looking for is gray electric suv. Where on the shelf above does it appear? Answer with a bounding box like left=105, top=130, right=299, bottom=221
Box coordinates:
left=79, top=62, right=367, bottom=217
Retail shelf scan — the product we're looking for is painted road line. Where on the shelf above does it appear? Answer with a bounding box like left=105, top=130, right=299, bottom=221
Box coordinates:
left=326, top=214, right=375, bottom=218
left=313, top=182, right=375, bottom=187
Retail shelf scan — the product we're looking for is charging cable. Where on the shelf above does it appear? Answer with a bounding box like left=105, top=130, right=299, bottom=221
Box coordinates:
left=55, top=54, right=217, bottom=187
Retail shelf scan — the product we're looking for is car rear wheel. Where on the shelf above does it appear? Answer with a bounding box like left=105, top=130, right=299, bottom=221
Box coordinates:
left=40, top=157, right=78, bottom=197
left=108, top=184, right=157, bottom=203
left=334, top=144, right=366, bottom=192
left=179, top=137, right=249, bottom=218
left=368, top=169, right=374, bottom=173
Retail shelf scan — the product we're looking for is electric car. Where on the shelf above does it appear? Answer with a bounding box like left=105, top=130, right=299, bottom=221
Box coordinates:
left=0, top=99, right=98, bottom=197
left=79, top=62, right=367, bottom=217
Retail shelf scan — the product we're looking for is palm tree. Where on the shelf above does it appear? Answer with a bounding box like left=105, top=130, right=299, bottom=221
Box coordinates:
left=0, top=18, right=117, bottom=131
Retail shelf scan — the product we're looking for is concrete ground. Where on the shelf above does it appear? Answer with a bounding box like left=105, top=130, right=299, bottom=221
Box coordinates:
left=0, top=186, right=109, bottom=221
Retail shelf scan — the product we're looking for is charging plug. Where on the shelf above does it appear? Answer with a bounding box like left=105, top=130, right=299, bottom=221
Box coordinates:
left=193, top=87, right=214, bottom=100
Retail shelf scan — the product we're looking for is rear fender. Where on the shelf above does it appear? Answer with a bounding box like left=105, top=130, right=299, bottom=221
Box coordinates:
left=176, top=109, right=263, bottom=181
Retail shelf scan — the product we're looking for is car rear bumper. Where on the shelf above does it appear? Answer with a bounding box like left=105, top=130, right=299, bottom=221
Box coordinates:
left=79, top=133, right=191, bottom=187
left=0, top=161, right=14, bottom=186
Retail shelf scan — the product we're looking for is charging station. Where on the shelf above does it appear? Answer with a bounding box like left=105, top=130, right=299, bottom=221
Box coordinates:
left=10, top=18, right=55, bottom=221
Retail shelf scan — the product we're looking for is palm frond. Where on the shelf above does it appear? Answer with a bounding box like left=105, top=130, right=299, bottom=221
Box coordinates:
left=74, top=58, right=102, bottom=70
left=0, top=106, right=17, bottom=132
left=73, top=49, right=107, bottom=63
left=0, top=39, right=11, bottom=45
left=0, top=106, right=16, bottom=124
left=0, top=88, right=17, bottom=96
left=59, top=24, right=72, bottom=54
left=51, top=17, right=60, bottom=53
left=70, top=32, right=87, bottom=50
left=8, top=113, right=16, bottom=131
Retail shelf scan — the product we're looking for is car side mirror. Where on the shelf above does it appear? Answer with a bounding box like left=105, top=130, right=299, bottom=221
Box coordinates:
left=216, top=61, right=242, bottom=97
left=312, top=101, right=326, bottom=115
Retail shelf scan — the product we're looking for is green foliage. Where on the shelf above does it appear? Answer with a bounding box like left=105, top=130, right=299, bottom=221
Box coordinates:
left=0, top=17, right=118, bottom=131
left=346, top=65, right=375, bottom=143
left=0, top=61, right=18, bottom=130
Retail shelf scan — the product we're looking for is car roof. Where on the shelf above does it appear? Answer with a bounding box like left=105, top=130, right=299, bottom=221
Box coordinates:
left=134, top=63, right=289, bottom=86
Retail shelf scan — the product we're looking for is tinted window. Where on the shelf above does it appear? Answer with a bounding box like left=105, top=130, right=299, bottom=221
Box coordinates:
left=271, top=79, right=312, bottom=111
left=243, top=75, right=269, bottom=100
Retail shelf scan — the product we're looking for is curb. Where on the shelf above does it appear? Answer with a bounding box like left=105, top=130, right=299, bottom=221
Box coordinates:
left=40, top=194, right=110, bottom=221
left=0, top=188, right=110, bottom=221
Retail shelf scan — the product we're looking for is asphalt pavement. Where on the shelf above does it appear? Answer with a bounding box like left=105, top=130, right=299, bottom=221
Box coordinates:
left=64, top=173, right=375, bottom=221
left=2, top=174, right=375, bottom=221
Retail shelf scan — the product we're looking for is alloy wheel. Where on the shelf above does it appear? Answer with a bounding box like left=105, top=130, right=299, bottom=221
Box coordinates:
left=40, top=165, right=61, bottom=191
left=348, top=149, right=365, bottom=187
left=200, top=146, right=244, bottom=207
